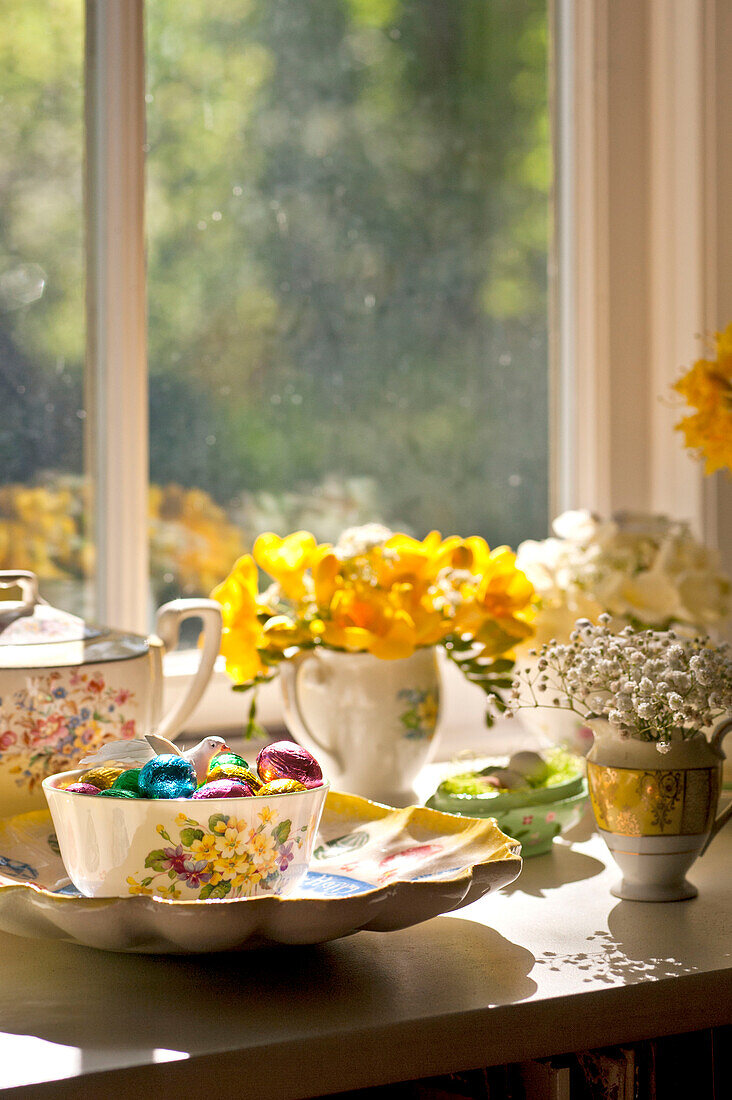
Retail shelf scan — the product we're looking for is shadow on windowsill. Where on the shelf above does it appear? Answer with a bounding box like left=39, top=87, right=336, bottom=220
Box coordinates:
left=500, top=840, right=605, bottom=898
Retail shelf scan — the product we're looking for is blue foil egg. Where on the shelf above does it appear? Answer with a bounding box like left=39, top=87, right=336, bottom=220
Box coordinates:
left=138, top=755, right=197, bottom=799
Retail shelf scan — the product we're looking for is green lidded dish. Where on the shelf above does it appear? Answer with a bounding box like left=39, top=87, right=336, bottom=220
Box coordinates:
left=426, top=749, right=588, bottom=858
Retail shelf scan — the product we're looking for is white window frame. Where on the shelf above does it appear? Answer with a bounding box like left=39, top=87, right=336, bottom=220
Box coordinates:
left=555, top=0, right=732, bottom=563
left=85, top=0, right=732, bottom=736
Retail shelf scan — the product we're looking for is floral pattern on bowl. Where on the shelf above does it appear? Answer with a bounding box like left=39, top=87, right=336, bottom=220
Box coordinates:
left=0, top=793, right=522, bottom=953
left=128, top=808, right=309, bottom=900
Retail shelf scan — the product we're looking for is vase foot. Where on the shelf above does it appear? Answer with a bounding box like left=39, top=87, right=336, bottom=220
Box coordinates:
left=610, top=878, right=698, bottom=902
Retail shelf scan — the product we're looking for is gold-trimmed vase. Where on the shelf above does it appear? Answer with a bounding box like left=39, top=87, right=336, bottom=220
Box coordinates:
left=587, top=718, right=732, bottom=901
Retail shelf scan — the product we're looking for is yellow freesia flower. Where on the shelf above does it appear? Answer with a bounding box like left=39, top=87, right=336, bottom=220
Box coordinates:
left=312, top=549, right=341, bottom=606
left=376, top=531, right=443, bottom=586
left=320, top=587, right=418, bottom=660
left=674, top=322, right=732, bottom=474
left=212, top=555, right=267, bottom=683
left=254, top=531, right=318, bottom=599
left=437, top=535, right=494, bottom=576
left=211, top=524, right=535, bottom=685
left=453, top=547, right=535, bottom=651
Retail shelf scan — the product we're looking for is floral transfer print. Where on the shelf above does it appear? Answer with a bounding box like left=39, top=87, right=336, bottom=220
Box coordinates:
left=0, top=670, right=138, bottom=793
left=127, top=808, right=309, bottom=899
left=397, top=688, right=439, bottom=740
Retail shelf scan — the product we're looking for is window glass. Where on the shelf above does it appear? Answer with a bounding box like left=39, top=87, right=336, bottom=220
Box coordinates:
left=0, top=1, right=92, bottom=616
left=146, top=0, right=550, bottom=608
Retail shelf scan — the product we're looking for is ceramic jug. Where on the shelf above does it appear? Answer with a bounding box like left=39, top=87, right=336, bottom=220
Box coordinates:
left=586, top=717, right=732, bottom=900
left=280, top=647, right=440, bottom=806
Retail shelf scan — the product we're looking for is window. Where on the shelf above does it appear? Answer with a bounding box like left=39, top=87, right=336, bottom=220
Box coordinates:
left=0, top=1, right=551, bottom=634
left=2, top=0, right=731, bottom=733
left=145, top=0, right=551, bottom=614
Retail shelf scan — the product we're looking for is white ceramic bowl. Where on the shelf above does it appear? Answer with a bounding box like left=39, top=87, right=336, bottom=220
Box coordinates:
left=43, top=770, right=328, bottom=900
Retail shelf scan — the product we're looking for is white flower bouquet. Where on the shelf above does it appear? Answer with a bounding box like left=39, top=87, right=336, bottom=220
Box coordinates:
left=511, top=615, right=732, bottom=751
left=516, top=510, right=730, bottom=648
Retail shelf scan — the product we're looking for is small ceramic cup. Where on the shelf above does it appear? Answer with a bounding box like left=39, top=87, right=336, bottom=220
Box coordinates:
left=43, top=770, right=328, bottom=900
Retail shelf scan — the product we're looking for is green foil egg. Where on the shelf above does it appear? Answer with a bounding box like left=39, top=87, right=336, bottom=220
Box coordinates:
left=112, top=768, right=143, bottom=796
left=212, top=752, right=249, bottom=771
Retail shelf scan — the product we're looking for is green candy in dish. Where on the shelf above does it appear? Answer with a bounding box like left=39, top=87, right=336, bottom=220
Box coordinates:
left=426, top=749, right=588, bottom=857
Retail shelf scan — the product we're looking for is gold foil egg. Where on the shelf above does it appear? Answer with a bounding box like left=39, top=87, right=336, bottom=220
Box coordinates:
left=77, top=766, right=125, bottom=791
left=257, top=778, right=307, bottom=796
left=207, top=763, right=262, bottom=791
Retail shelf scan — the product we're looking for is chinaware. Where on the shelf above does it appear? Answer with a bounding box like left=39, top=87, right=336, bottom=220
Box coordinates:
left=280, top=647, right=441, bottom=806
left=0, top=792, right=522, bottom=953
left=586, top=718, right=732, bottom=901
left=426, top=754, right=588, bottom=857
left=427, top=780, right=587, bottom=858
left=43, top=768, right=328, bottom=899
left=0, top=570, right=222, bottom=815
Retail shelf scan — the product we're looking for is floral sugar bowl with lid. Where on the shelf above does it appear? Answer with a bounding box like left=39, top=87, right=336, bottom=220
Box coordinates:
left=0, top=570, right=222, bottom=816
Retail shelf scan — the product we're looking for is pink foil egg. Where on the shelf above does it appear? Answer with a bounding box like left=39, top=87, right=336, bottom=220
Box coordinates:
left=192, top=779, right=252, bottom=799
left=256, top=741, right=323, bottom=789
left=64, top=783, right=102, bottom=795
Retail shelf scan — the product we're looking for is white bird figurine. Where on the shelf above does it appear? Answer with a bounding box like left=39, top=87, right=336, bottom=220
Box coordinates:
left=79, top=734, right=230, bottom=784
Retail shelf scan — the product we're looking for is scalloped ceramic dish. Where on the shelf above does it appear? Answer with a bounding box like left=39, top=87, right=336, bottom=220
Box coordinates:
left=0, top=792, right=521, bottom=953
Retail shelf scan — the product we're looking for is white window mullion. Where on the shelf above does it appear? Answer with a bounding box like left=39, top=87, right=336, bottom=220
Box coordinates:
left=556, top=0, right=615, bottom=518
left=550, top=0, right=578, bottom=519
left=85, top=0, right=148, bottom=634
left=647, top=0, right=710, bottom=539
left=703, top=0, right=732, bottom=580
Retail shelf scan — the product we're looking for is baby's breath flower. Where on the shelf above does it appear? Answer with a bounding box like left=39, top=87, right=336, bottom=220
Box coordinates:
left=508, top=619, right=732, bottom=750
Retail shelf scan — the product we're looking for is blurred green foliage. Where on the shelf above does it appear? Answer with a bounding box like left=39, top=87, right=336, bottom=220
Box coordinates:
left=0, top=0, right=550, bottom=565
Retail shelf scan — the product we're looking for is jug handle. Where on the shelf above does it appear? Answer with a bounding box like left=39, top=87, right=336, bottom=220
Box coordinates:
left=700, top=718, right=732, bottom=856
left=279, top=653, right=344, bottom=775
left=153, top=599, right=222, bottom=741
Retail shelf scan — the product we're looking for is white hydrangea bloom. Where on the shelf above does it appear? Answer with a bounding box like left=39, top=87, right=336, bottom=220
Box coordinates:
left=516, top=510, right=730, bottom=647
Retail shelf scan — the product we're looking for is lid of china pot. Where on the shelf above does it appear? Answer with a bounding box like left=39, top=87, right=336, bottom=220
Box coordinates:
left=0, top=571, right=150, bottom=668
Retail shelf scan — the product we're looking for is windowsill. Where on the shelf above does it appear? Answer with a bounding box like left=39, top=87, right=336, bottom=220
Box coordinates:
left=0, top=815, right=728, bottom=1094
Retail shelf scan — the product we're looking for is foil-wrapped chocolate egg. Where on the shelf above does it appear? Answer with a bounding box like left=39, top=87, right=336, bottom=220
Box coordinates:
left=64, top=783, right=102, bottom=795
left=207, top=763, right=261, bottom=794
left=98, top=788, right=140, bottom=799
left=256, top=741, right=323, bottom=789
left=111, top=768, right=142, bottom=796
left=257, top=778, right=307, bottom=796
left=138, top=755, right=197, bottom=799
left=212, top=752, right=249, bottom=771
left=192, top=779, right=252, bottom=799
left=78, top=766, right=125, bottom=791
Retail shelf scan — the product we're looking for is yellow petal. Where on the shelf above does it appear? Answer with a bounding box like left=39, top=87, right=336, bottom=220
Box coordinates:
left=368, top=611, right=417, bottom=660
left=313, top=551, right=341, bottom=608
